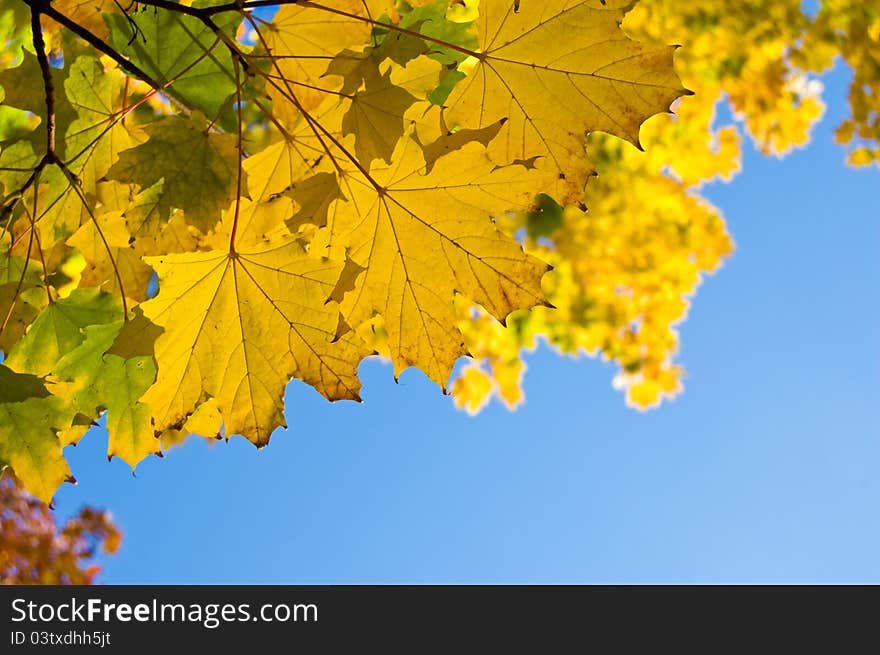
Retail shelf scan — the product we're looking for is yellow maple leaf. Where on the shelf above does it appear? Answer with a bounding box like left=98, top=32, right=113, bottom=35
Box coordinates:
left=67, top=210, right=154, bottom=302
left=263, top=0, right=375, bottom=122
left=324, top=133, right=552, bottom=387
left=107, top=114, right=238, bottom=232
left=48, top=0, right=119, bottom=40
left=140, top=233, right=369, bottom=445
left=443, top=0, right=688, bottom=201
left=338, top=57, right=442, bottom=165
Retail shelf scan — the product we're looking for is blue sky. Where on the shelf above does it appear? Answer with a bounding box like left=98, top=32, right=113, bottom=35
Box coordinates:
left=53, top=62, right=879, bottom=584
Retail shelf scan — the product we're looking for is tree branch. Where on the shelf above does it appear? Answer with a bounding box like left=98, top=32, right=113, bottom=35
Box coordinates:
left=131, top=0, right=481, bottom=59
left=38, top=2, right=167, bottom=93
left=132, top=0, right=283, bottom=17
left=28, top=1, right=56, bottom=160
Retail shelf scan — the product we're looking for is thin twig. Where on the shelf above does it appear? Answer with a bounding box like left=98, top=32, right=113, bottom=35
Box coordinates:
left=229, top=58, right=244, bottom=252
left=57, top=163, right=130, bottom=319
left=0, top=173, right=41, bottom=336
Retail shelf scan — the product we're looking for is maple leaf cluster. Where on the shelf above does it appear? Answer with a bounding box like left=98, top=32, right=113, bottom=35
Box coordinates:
left=0, top=0, right=688, bottom=502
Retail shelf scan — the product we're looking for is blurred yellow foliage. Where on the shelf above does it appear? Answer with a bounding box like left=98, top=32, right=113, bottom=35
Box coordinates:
left=451, top=0, right=879, bottom=412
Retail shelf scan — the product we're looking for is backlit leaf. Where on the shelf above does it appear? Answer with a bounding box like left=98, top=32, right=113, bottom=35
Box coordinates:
left=141, top=235, right=369, bottom=445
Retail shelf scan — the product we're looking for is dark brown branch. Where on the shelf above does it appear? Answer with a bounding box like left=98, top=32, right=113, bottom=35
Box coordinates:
left=28, top=2, right=56, bottom=158
left=128, top=0, right=251, bottom=72
left=206, top=0, right=274, bottom=14
left=133, top=0, right=211, bottom=18
left=133, top=0, right=280, bottom=17
left=0, top=158, right=52, bottom=228
left=136, top=0, right=481, bottom=59
left=200, top=13, right=251, bottom=73
left=4, top=1, right=146, bottom=227
left=38, top=3, right=167, bottom=93
left=238, top=0, right=481, bottom=64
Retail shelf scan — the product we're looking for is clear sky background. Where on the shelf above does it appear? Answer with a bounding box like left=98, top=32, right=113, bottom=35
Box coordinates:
left=52, top=62, right=879, bottom=584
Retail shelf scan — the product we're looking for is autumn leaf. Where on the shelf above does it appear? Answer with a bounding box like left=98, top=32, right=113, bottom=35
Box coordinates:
left=105, top=3, right=241, bottom=118
left=443, top=0, right=689, bottom=201
left=67, top=210, right=154, bottom=301
left=140, top=232, right=368, bottom=445
left=0, top=50, right=74, bottom=150
left=337, top=56, right=442, bottom=164
left=261, top=0, right=375, bottom=120
left=0, top=366, right=74, bottom=504
left=0, top=51, right=50, bottom=119
left=4, top=288, right=122, bottom=378
left=0, top=247, right=47, bottom=353
left=50, top=0, right=119, bottom=40
left=49, top=317, right=160, bottom=468
left=325, top=133, right=552, bottom=386
left=107, top=114, right=238, bottom=231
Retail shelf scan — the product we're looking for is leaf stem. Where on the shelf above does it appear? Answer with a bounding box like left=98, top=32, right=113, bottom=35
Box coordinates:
left=0, top=172, right=41, bottom=336
left=57, top=163, right=130, bottom=320
left=229, top=58, right=244, bottom=253
left=26, top=210, right=55, bottom=306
